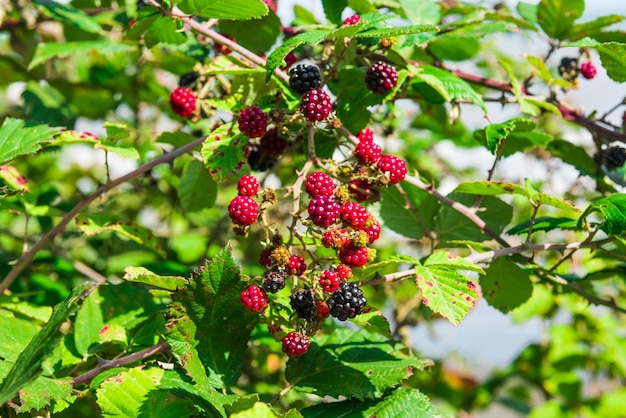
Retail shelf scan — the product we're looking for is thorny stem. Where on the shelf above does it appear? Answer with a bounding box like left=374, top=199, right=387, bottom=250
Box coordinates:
left=0, top=136, right=206, bottom=294
left=73, top=340, right=170, bottom=385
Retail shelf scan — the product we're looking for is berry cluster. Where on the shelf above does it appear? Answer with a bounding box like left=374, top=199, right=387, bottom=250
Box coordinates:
left=343, top=14, right=361, bottom=26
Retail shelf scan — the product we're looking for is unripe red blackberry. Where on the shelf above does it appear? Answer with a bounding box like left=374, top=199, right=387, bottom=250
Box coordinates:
left=300, top=88, right=332, bottom=122
left=290, top=289, right=316, bottom=321
left=349, top=179, right=374, bottom=202
left=170, top=87, right=197, bottom=118
left=316, top=301, right=330, bottom=318
left=365, top=61, right=398, bottom=94
left=241, top=285, right=268, bottom=313
left=270, top=246, right=291, bottom=267
left=289, top=64, right=322, bottom=96
left=228, top=195, right=259, bottom=225
left=358, top=127, right=374, bottom=142
left=340, top=201, right=369, bottom=229
left=336, top=264, right=353, bottom=280
left=305, top=171, right=336, bottom=197
left=259, top=247, right=273, bottom=267
left=355, top=140, right=382, bottom=165
left=287, top=255, right=307, bottom=276
left=282, top=332, right=309, bottom=357
left=343, top=14, right=361, bottom=26
left=319, top=270, right=341, bottom=293
left=281, top=50, right=298, bottom=70
left=237, top=175, right=260, bottom=196
left=363, top=216, right=381, bottom=243
left=338, top=243, right=369, bottom=267
left=262, top=269, right=287, bottom=293
left=260, top=128, right=288, bottom=157
left=238, top=106, right=268, bottom=138
left=322, top=228, right=351, bottom=249
left=376, top=154, right=407, bottom=184
left=327, top=281, right=367, bottom=321
left=308, top=195, right=340, bottom=227
left=580, top=61, right=597, bottom=79
left=213, top=33, right=235, bottom=55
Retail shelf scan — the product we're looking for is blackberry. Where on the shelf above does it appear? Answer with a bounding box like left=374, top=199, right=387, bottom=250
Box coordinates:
left=322, top=227, right=351, bottom=249
left=289, top=64, right=322, bottom=96
left=365, top=61, right=398, bottom=94
left=178, top=71, right=200, bottom=88
left=349, top=179, right=375, bottom=202
left=282, top=332, right=309, bottom=357
left=606, top=146, right=626, bottom=169
left=260, top=128, right=288, bottom=157
left=559, top=57, right=579, bottom=81
left=305, top=171, right=336, bottom=197
left=237, top=175, right=260, bottom=197
left=355, top=140, right=382, bottom=165
left=340, top=201, right=370, bottom=229
left=290, top=289, right=316, bottom=321
left=300, top=88, right=332, bottom=122
left=228, top=195, right=259, bottom=225
left=316, top=301, right=330, bottom=318
left=136, top=0, right=149, bottom=10
left=308, top=195, right=340, bottom=227
left=238, top=106, right=268, bottom=138
left=338, top=243, right=369, bottom=267
left=259, top=247, right=273, bottom=267
left=262, top=269, right=287, bottom=293
left=335, top=264, right=353, bottom=280
left=247, top=146, right=277, bottom=172
left=376, top=154, right=407, bottom=184
left=580, top=61, right=597, bottom=79
left=286, top=255, right=307, bottom=276
left=327, top=282, right=367, bottom=321
left=169, top=87, right=197, bottom=118
left=363, top=217, right=381, bottom=243
left=241, top=285, right=268, bottom=313
left=213, top=33, right=235, bottom=55
left=343, top=14, right=361, bottom=26
left=319, top=270, right=340, bottom=293
left=281, top=50, right=298, bottom=70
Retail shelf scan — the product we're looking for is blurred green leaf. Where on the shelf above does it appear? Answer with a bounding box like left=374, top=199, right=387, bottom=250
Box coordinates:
left=178, top=159, right=217, bottom=213
left=578, top=193, right=626, bottom=235
left=537, top=0, right=584, bottom=39
left=35, top=0, right=102, bottom=34
left=0, top=118, right=59, bottom=166
left=178, top=0, right=268, bottom=19
left=123, top=267, right=188, bottom=291
left=482, top=258, right=533, bottom=313
left=29, top=41, right=136, bottom=70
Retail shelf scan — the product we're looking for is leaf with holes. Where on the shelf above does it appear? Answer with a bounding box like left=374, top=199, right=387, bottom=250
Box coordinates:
left=201, top=123, right=248, bottom=181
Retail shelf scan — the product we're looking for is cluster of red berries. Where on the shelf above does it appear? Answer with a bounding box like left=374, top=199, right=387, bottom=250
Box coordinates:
left=169, top=87, right=197, bottom=118
left=228, top=175, right=261, bottom=226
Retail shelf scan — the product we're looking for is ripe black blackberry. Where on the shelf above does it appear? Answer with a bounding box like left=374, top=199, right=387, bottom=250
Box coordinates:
left=606, top=146, right=626, bottom=169
left=365, top=61, right=398, bottom=94
left=136, top=0, right=149, bottom=10
left=246, top=144, right=277, bottom=172
left=327, top=282, right=367, bottom=321
left=290, top=289, right=316, bottom=321
left=262, top=269, right=287, bottom=293
left=289, top=64, right=322, bottom=95
left=178, top=71, right=200, bottom=88
left=559, top=57, right=579, bottom=81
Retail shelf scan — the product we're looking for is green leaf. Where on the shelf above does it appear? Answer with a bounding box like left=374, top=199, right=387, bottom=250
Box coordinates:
left=35, top=0, right=102, bottom=34
left=565, top=15, right=626, bottom=41
left=201, top=123, right=248, bottom=181
left=301, top=387, right=444, bottom=418
left=507, top=216, right=579, bottom=235
left=424, top=251, right=485, bottom=274
left=231, top=402, right=277, bottom=418
left=322, top=0, right=348, bottom=26
left=144, top=17, right=187, bottom=48
left=123, top=267, right=188, bottom=291
left=437, top=21, right=520, bottom=40
left=435, top=194, right=513, bottom=242
left=520, top=97, right=562, bottom=117
left=96, top=367, right=197, bottom=418
left=410, top=65, right=486, bottom=111
left=454, top=181, right=530, bottom=197
left=349, top=311, right=393, bottom=339
left=165, top=246, right=258, bottom=387
left=0, top=118, right=58, bottom=166
left=379, top=184, right=436, bottom=240
left=596, top=42, right=626, bottom=83
left=360, top=254, right=421, bottom=281
left=473, top=117, right=536, bottom=154
left=265, top=30, right=331, bottom=81
left=547, top=139, right=596, bottom=176
left=517, top=2, right=538, bottom=24
left=536, top=0, right=584, bottom=40
left=75, top=214, right=166, bottom=258
left=0, top=308, right=42, bottom=363
left=73, top=289, right=105, bottom=357
left=16, top=376, right=75, bottom=413
left=286, top=328, right=431, bottom=400
left=415, top=253, right=479, bottom=326
left=178, top=159, right=217, bottom=213
left=178, top=0, right=268, bottom=20
left=429, top=37, right=480, bottom=61
left=219, top=11, right=282, bottom=54
left=481, top=258, right=533, bottom=313
left=578, top=194, right=626, bottom=236
left=352, top=24, right=438, bottom=39
left=0, top=284, right=93, bottom=406
left=531, top=191, right=580, bottom=212
left=29, top=41, right=136, bottom=70
left=399, top=0, right=441, bottom=25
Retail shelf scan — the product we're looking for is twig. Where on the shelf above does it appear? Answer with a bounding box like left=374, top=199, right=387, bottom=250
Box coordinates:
left=0, top=136, right=206, bottom=294
left=73, top=340, right=170, bottom=385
